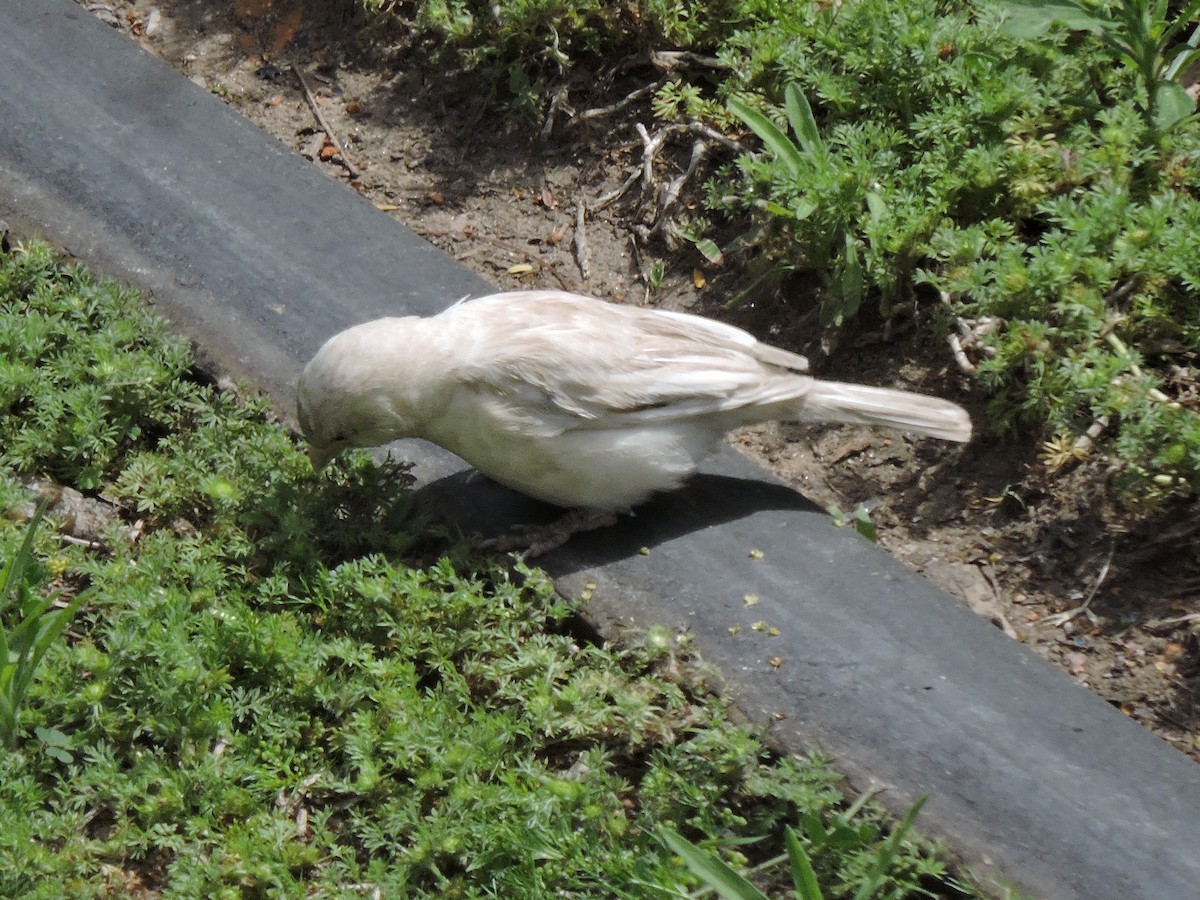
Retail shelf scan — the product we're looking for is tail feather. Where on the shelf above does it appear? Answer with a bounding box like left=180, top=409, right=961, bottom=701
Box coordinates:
left=801, top=380, right=972, bottom=443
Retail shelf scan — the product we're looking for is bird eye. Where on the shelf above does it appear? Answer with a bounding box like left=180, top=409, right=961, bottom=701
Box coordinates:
left=332, top=432, right=349, bottom=444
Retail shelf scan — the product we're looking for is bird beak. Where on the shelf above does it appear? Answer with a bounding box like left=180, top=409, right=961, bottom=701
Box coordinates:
left=307, top=444, right=336, bottom=471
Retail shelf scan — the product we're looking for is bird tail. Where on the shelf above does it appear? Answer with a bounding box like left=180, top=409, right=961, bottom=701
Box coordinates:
left=800, top=380, right=972, bottom=442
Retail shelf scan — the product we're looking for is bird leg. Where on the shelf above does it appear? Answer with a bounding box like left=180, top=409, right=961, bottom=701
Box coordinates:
left=483, top=508, right=620, bottom=559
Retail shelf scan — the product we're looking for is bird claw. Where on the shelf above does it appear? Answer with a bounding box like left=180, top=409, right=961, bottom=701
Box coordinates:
left=482, top=508, right=620, bottom=559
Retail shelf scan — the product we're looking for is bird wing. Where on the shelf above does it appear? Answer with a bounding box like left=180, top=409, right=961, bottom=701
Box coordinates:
left=446, top=291, right=811, bottom=433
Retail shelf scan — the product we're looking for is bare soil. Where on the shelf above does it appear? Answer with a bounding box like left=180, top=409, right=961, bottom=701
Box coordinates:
left=84, top=0, right=1200, bottom=761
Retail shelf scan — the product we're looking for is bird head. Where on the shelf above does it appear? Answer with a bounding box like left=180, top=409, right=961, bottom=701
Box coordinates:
left=296, top=318, right=430, bottom=470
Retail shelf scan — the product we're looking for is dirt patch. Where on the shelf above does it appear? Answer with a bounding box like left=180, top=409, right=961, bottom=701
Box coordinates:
left=84, top=0, right=1200, bottom=761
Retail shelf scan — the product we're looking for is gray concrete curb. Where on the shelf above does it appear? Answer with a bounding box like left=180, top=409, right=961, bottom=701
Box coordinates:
left=3, top=2, right=1198, bottom=896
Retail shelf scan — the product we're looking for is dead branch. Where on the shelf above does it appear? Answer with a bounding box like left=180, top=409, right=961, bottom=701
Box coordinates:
left=1072, top=414, right=1111, bottom=455
left=573, top=79, right=667, bottom=125
left=947, top=331, right=976, bottom=374
left=645, top=138, right=707, bottom=237
left=649, top=50, right=732, bottom=72
left=590, top=168, right=641, bottom=212
left=585, top=120, right=740, bottom=241
left=635, top=122, right=669, bottom=196
left=946, top=310, right=1001, bottom=373
left=573, top=196, right=591, bottom=281
left=686, top=119, right=746, bottom=153
left=1042, top=544, right=1116, bottom=627
left=292, top=63, right=361, bottom=178
left=541, top=84, right=571, bottom=139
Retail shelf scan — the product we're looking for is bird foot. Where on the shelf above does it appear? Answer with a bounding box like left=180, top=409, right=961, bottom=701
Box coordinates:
left=483, top=508, right=620, bottom=559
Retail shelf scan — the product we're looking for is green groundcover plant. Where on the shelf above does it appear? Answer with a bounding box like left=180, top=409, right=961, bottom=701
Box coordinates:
left=382, top=0, right=1200, bottom=510
left=0, top=243, right=960, bottom=897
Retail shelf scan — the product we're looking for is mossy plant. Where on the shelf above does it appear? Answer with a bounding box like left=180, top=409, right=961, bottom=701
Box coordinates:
left=0, top=242, right=955, bottom=897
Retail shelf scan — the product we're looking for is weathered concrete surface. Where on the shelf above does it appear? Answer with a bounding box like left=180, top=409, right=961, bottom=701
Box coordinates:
left=3, top=2, right=1198, bottom=896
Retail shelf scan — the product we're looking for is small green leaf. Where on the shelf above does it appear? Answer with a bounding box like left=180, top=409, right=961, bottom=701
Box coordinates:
left=1153, top=80, right=1196, bottom=131
left=840, top=233, right=864, bottom=321
left=783, top=83, right=826, bottom=160
left=785, top=826, right=824, bottom=900
left=793, top=198, right=819, bottom=221
left=994, top=0, right=1110, bottom=39
left=728, top=96, right=804, bottom=179
left=1159, top=442, right=1188, bottom=465
left=852, top=796, right=928, bottom=900
left=35, top=726, right=73, bottom=762
left=693, top=237, right=724, bottom=264
left=865, top=190, right=886, bottom=225
left=659, top=828, right=772, bottom=900
left=854, top=506, right=878, bottom=543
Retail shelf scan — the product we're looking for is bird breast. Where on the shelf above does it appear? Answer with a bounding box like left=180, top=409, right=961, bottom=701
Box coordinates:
left=421, top=383, right=720, bottom=510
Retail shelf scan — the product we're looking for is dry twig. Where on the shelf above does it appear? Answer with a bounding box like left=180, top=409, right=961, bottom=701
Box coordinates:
left=541, top=84, right=571, bottom=139
left=686, top=119, right=745, bottom=153
left=573, top=196, right=591, bottom=281
left=649, top=50, right=732, bottom=71
left=636, top=138, right=707, bottom=240
left=573, top=79, right=667, bottom=125
left=1042, top=544, right=1116, bottom=627
left=635, top=122, right=669, bottom=197
left=1145, top=612, right=1200, bottom=631
left=945, top=309, right=1000, bottom=374
left=590, top=168, right=641, bottom=212
left=582, top=119, right=740, bottom=241
left=292, top=63, right=361, bottom=178
left=946, top=330, right=976, bottom=374
left=1072, top=414, right=1111, bottom=455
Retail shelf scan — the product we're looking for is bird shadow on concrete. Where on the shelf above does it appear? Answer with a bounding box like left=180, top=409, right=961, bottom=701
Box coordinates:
left=414, top=455, right=825, bottom=571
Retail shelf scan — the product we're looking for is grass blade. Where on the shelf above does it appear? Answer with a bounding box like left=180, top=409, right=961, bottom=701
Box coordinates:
left=851, top=796, right=928, bottom=900
left=783, top=83, right=826, bottom=162
left=0, top=501, right=47, bottom=605
left=659, top=828, right=772, bottom=900
left=0, top=500, right=89, bottom=747
left=728, top=96, right=804, bottom=179
left=785, top=825, right=824, bottom=900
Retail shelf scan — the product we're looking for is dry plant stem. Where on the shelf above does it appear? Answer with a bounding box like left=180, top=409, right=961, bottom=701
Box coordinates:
left=590, top=168, right=641, bottom=211
left=541, top=84, right=570, bottom=139
left=980, top=563, right=1020, bottom=639
left=1105, top=331, right=1175, bottom=404
left=573, top=196, right=591, bottom=281
left=1104, top=276, right=1141, bottom=306
left=946, top=311, right=1000, bottom=373
left=573, top=79, right=667, bottom=125
left=586, top=121, right=738, bottom=222
left=635, top=123, right=668, bottom=197
left=642, top=138, right=707, bottom=237
left=550, top=45, right=733, bottom=133
left=649, top=49, right=731, bottom=71
left=57, top=534, right=102, bottom=549
left=1043, top=544, right=1116, bottom=627
left=629, top=124, right=716, bottom=238
left=947, top=330, right=976, bottom=374
left=685, top=120, right=745, bottom=153
left=1146, top=611, right=1200, bottom=630
left=1073, top=414, right=1111, bottom=454
left=292, top=63, right=361, bottom=178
